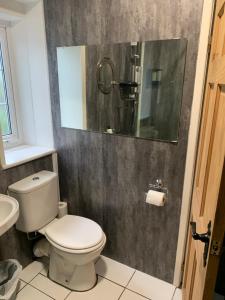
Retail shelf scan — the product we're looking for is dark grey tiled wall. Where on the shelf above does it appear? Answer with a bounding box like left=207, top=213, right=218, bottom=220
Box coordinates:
left=43, top=0, right=204, bottom=283
left=0, top=156, right=53, bottom=267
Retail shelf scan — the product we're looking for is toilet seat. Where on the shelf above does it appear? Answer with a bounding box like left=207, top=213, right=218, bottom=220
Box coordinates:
left=45, top=215, right=105, bottom=253
left=47, top=233, right=106, bottom=254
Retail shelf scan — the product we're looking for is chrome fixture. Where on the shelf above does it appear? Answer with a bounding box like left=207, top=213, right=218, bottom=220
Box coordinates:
left=149, top=179, right=168, bottom=196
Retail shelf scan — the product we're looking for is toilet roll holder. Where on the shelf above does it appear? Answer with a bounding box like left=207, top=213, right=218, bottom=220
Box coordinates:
left=148, top=179, right=168, bottom=199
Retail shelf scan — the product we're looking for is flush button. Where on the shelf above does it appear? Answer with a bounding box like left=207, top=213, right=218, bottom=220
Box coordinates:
left=32, top=177, right=40, bottom=181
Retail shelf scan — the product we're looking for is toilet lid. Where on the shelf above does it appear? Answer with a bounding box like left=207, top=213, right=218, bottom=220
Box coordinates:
left=45, top=215, right=104, bottom=250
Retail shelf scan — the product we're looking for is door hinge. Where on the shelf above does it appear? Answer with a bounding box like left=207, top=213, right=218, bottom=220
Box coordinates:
left=210, top=240, right=222, bottom=256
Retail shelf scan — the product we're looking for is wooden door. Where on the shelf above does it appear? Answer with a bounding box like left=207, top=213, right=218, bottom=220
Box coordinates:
left=183, top=0, right=225, bottom=299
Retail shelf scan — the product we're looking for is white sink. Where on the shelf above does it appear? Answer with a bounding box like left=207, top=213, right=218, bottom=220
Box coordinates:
left=0, top=194, right=19, bottom=237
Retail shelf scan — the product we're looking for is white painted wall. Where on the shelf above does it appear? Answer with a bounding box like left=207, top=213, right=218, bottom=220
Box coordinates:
left=0, top=1, right=25, bottom=14
left=25, top=1, right=53, bottom=147
left=0, top=0, right=39, bottom=14
left=6, top=0, right=54, bottom=148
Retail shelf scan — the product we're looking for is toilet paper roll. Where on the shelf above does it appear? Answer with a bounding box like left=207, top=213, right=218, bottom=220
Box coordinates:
left=58, top=201, right=68, bottom=218
left=146, top=190, right=166, bottom=206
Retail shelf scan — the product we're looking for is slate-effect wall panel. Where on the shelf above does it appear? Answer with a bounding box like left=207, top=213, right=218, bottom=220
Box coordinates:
left=43, top=0, right=203, bottom=283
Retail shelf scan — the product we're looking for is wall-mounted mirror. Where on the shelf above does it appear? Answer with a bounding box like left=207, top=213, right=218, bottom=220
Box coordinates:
left=57, top=38, right=187, bottom=142
left=97, top=57, right=115, bottom=94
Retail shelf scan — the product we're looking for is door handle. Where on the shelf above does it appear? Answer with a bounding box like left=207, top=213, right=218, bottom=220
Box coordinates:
left=190, top=221, right=211, bottom=267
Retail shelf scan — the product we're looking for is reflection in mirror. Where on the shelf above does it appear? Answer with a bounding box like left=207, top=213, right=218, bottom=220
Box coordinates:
left=57, top=46, right=86, bottom=130
left=97, top=57, right=115, bottom=94
left=57, top=39, right=187, bottom=142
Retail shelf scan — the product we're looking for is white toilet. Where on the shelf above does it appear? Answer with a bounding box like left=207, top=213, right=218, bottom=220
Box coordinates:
left=8, top=170, right=106, bottom=291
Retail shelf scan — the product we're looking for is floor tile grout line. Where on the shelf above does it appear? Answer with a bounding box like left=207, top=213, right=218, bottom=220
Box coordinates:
left=29, top=268, right=45, bottom=283
left=120, top=287, right=152, bottom=300
left=40, top=264, right=49, bottom=277
left=124, top=269, right=176, bottom=300
left=64, top=291, right=72, bottom=300
left=27, top=269, right=57, bottom=299
left=125, top=269, right=136, bottom=288
left=17, top=282, right=55, bottom=300
left=29, top=274, right=71, bottom=299
left=40, top=258, right=136, bottom=292
left=98, top=274, right=129, bottom=289
left=39, top=272, right=50, bottom=279
left=38, top=267, right=71, bottom=295
left=118, top=287, right=126, bottom=300
left=16, top=280, right=28, bottom=295
left=125, top=287, right=152, bottom=300
left=96, top=264, right=136, bottom=288
left=98, top=273, right=151, bottom=300
left=27, top=283, right=56, bottom=299
left=19, top=263, right=46, bottom=285
left=171, top=287, right=177, bottom=300
left=21, top=259, right=175, bottom=300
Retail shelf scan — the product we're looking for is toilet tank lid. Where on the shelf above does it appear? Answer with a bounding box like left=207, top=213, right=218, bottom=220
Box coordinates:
left=8, top=171, right=57, bottom=194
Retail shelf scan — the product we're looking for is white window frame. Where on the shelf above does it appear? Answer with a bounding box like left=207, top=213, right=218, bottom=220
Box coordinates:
left=0, top=27, right=20, bottom=149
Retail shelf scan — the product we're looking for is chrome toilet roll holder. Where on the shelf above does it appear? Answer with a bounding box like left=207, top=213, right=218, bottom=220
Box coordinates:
left=148, top=179, right=168, bottom=199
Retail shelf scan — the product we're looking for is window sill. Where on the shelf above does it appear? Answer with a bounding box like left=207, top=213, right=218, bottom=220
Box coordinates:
left=2, top=145, right=55, bottom=170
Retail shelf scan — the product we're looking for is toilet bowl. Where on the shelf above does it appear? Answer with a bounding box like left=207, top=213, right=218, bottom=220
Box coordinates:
left=44, top=215, right=106, bottom=291
left=8, top=171, right=106, bottom=292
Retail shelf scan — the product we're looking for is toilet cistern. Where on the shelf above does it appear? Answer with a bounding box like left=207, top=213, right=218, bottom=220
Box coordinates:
left=8, top=170, right=106, bottom=291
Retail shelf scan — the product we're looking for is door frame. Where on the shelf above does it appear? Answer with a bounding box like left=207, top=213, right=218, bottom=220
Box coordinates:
left=173, top=0, right=215, bottom=286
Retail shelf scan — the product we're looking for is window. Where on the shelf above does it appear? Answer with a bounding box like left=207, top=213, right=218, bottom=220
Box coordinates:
left=0, top=27, right=19, bottom=148
left=0, top=45, right=11, bottom=136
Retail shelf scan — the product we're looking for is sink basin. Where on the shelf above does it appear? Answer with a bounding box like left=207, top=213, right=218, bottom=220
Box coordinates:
left=0, top=194, right=19, bottom=237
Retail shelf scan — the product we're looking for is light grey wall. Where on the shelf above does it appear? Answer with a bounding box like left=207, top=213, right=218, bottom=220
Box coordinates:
left=0, top=156, right=53, bottom=267
left=43, top=0, right=203, bottom=283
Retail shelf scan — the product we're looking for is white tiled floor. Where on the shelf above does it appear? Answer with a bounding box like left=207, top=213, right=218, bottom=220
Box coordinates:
left=40, top=263, right=48, bottom=277
left=127, top=270, right=176, bottom=300
left=173, top=289, right=182, bottom=300
left=120, top=289, right=149, bottom=300
left=15, top=256, right=181, bottom=300
left=19, top=261, right=44, bottom=283
left=17, top=280, right=27, bottom=293
left=30, top=274, right=70, bottom=300
left=96, top=256, right=135, bottom=286
left=66, top=277, right=124, bottom=300
left=16, top=285, right=52, bottom=300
